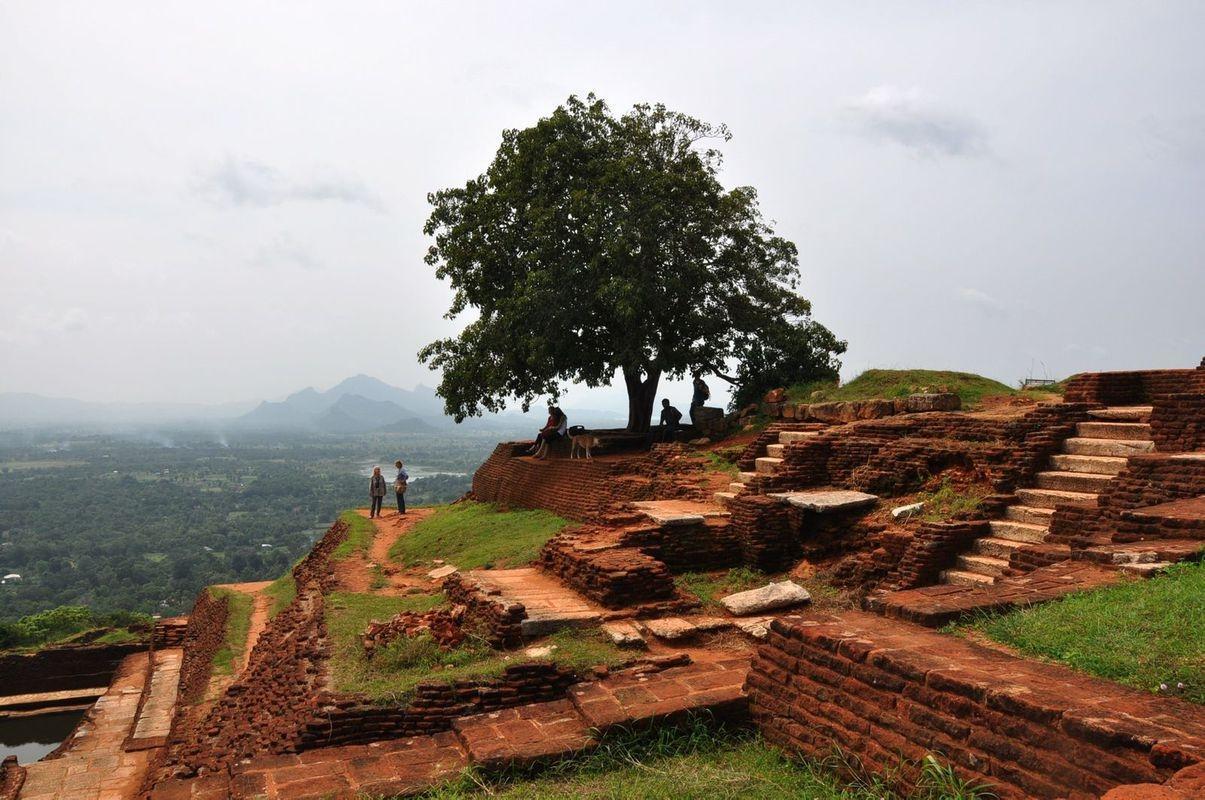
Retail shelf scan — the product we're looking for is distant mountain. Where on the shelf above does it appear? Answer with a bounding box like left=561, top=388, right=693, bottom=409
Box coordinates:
left=235, top=376, right=448, bottom=432
left=0, top=392, right=257, bottom=429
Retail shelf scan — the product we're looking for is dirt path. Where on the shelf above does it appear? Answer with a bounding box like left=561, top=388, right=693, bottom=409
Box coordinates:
left=241, top=592, right=272, bottom=672
left=332, top=507, right=437, bottom=595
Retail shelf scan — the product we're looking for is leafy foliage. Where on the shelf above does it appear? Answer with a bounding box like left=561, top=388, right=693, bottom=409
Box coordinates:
left=729, top=320, right=845, bottom=410
left=0, top=605, right=151, bottom=651
left=420, top=94, right=842, bottom=430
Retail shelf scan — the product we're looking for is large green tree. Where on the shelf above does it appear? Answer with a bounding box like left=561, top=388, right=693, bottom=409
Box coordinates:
left=420, top=94, right=844, bottom=431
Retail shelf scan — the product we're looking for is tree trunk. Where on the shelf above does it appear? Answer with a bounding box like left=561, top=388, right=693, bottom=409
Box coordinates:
left=623, top=367, right=662, bottom=432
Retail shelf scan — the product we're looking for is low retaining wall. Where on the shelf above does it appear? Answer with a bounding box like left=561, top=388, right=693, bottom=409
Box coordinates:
left=0, top=641, right=146, bottom=696
left=746, top=612, right=1205, bottom=799
left=303, top=663, right=578, bottom=749
left=472, top=444, right=710, bottom=521
left=175, top=592, right=229, bottom=705
left=443, top=573, right=526, bottom=648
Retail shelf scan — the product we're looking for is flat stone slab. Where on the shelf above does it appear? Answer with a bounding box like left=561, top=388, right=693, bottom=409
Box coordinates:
left=720, top=581, right=811, bottom=616
left=427, top=564, right=458, bottom=580
left=767, top=490, right=878, bottom=513
left=601, top=621, right=646, bottom=649
left=891, top=502, right=925, bottom=520
left=733, top=616, right=774, bottom=639
left=641, top=617, right=698, bottom=640
left=630, top=500, right=729, bottom=526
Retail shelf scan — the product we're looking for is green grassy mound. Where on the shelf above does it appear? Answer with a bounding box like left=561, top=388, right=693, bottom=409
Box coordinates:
left=333, top=509, right=375, bottom=560
left=389, top=502, right=570, bottom=571
left=418, top=717, right=994, bottom=799
left=965, top=561, right=1204, bottom=703
left=325, top=591, right=626, bottom=705
left=208, top=586, right=254, bottom=675
left=789, top=369, right=1022, bottom=408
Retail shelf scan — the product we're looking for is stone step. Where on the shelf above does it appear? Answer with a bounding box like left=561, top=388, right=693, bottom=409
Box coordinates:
left=955, top=553, right=1009, bottom=577
left=1034, top=470, right=1113, bottom=493
left=713, top=491, right=738, bottom=507
left=941, top=569, right=995, bottom=587
left=1075, top=421, right=1152, bottom=441
left=754, top=457, right=783, bottom=475
left=1048, top=454, right=1128, bottom=475
left=778, top=430, right=819, bottom=444
left=1004, top=505, right=1054, bottom=525
left=737, top=471, right=758, bottom=484
left=1016, top=487, right=1099, bottom=509
left=973, top=536, right=1027, bottom=559
left=765, top=443, right=785, bottom=458
left=727, top=482, right=746, bottom=494
left=1062, top=437, right=1154, bottom=457
left=988, top=519, right=1048, bottom=543
left=1088, top=406, right=1152, bottom=422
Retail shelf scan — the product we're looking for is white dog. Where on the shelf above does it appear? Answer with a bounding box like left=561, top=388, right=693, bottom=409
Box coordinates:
left=570, top=433, right=602, bottom=461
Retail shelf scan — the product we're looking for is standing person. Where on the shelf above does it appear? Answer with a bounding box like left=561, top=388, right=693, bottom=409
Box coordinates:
left=369, top=466, right=386, bottom=518
left=393, top=459, right=409, bottom=516
left=657, top=398, right=683, bottom=443
left=690, top=372, right=710, bottom=423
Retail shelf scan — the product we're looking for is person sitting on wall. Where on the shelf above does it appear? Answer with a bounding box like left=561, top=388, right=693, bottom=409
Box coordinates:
left=526, top=404, right=559, bottom=455
left=533, top=405, right=568, bottom=459
left=690, top=372, right=710, bottom=423
left=657, top=398, right=683, bottom=443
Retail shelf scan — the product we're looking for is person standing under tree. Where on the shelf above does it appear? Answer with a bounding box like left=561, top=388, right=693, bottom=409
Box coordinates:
left=369, top=466, right=387, bottom=518
left=393, top=459, right=409, bottom=515
left=690, top=372, right=710, bottom=423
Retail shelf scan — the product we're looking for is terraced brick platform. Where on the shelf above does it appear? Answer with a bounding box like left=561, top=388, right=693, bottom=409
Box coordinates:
left=747, top=611, right=1205, bottom=799
left=869, top=561, right=1125, bottom=627
left=147, top=658, right=751, bottom=799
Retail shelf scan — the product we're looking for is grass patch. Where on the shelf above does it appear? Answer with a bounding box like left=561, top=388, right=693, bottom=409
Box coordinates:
left=92, top=629, right=144, bottom=645
left=787, top=369, right=1016, bottom=409
left=418, top=715, right=995, bottom=799
left=208, top=587, right=254, bottom=675
left=389, top=502, right=570, bottom=570
left=965, top=561, right=1205, bottom=703
left=333, top=509, right=375, bottom=560
left=914, top=479, right=989, bottom=523
left=700, top=450, right=740, bottom=477
left=326, top=591, right=626, bottom=705
left=676, top=567, right=767, bottom=608
left=263, top=572, right=296, bottom=619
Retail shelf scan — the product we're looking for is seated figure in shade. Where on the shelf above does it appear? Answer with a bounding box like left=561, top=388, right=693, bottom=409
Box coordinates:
left=657, top=398, right=682, bottom=443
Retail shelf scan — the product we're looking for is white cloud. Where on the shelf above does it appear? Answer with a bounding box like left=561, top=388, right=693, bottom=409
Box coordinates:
left=957, top=287, right=1006, bottom=316
left=196, top=157, right=386, bottom=211
left=844, top=86, right=989, bottom=159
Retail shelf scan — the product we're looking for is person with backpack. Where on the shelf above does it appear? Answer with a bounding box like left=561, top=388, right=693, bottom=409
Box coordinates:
left=368, top=466, right=387, bottom=518
left=393, top=459, right=409, bottom=515
left=690, top=372, right=710, bottom=422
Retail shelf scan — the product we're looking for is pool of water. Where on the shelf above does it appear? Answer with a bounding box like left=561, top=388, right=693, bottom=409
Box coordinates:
left=0, top=709, right=84, bottom=764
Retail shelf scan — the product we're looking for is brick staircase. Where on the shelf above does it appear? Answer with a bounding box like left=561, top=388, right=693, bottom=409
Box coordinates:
left=941, top=406, right=1154, bottom=587
left=716, top=429, right=820, bottom=505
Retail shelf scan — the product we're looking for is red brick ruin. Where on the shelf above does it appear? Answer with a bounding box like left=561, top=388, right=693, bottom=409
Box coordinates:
left=6, top=361, right=1203, bottom=800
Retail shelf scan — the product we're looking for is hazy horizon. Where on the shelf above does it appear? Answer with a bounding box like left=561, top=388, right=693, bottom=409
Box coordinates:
left=3, top=2, right=1203, bottom=411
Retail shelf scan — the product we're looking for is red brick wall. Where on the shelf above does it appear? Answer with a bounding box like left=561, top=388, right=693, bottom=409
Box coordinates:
left=1047, top=454, right=1205, bottom=548
left=746, top=613, right=1205, bottom=799
left=175, top=591, right=229, bottom=705
left=878, top=521, right=988, bottom=590
left=0, top=641, right=147, bottom=695
left=1063, top=367, right=1202, bottom=406
left=748, top=404, right=1089, bottom=497
left=303, top=663, right=578, bottom=749
left=472, top=444, right=710, bottom=521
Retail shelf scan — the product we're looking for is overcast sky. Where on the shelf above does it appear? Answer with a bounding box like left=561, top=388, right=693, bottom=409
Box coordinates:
left=2, top=1, right=1202, bottom=410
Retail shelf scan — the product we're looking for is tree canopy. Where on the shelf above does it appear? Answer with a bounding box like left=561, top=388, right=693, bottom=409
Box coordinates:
left=420, top=94, right=844, bottom=430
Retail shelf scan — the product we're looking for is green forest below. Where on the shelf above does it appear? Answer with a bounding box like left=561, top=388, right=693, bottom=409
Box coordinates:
left=0, top=429, right=497, bottom=620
